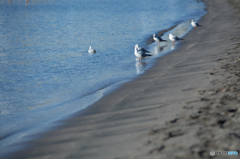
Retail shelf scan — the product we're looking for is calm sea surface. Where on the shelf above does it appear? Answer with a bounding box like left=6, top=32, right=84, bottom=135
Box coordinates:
left=0, top=0, right=205, bottom=151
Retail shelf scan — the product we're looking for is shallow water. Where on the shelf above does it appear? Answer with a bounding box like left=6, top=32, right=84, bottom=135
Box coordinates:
left=0, top=0, right=205, bottom=151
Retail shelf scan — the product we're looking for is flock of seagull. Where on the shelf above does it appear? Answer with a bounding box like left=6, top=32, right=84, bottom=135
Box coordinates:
left=88, top=20, right=201, bottom=61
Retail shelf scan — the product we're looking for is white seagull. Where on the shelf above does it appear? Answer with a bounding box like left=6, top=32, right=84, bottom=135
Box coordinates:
left=168, top=33, right=184, bottom=45
left=191, top=20, right=202, bottom=30
left=88, top=46, right=96, bottom=53
left=153, top=34, right=166, bottom=46
left=134, top=44, right=152, bottom=61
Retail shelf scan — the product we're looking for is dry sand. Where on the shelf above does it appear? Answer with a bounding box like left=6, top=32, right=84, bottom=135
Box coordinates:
left=3, top=0, right=240, bottom=158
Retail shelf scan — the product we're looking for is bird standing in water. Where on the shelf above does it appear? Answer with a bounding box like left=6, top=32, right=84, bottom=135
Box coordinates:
left=88, top=46, right=96, bottom=53
left=134, top=44, right=152, bottom=61
left=191, top=20, right=202, bottom=30
left=168, top=33, right=184, bottom=45
left=153, top=34, right=166, bottom=46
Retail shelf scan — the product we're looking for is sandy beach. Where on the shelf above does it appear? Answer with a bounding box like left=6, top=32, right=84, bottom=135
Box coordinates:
left=3, top=0, right=240, bottom=158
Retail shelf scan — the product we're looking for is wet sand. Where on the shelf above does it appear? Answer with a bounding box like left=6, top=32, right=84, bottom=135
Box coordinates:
left=4, top=0, right=240, bottom=158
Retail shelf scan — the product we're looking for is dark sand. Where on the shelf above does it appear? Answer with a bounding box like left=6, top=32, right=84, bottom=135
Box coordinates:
left=3, top=0, right=240, bottom=158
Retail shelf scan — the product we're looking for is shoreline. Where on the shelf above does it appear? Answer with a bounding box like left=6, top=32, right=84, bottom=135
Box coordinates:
left=0, top=9, right=204, bottom=157
left=0, top=21, right=192, bottom=153
left=2, top=0, right=240, bottom=158
left=0, top=8, right=203, bottom=152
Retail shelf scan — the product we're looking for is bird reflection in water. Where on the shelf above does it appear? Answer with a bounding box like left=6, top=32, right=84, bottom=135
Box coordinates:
left=171, top=45, right=176, bottom=50
left=135, top=60, right=146, bottom=75
left=154, top=45, right=166, bottom=55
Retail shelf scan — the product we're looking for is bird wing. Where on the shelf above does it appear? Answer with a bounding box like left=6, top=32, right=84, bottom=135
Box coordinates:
left=172, top=35, right=177, bottom=40
left=176, top=36, right=183, bottom=40
left=196, top=22, right=201, bottom=26
left=139, top=47, right=150, bottom=53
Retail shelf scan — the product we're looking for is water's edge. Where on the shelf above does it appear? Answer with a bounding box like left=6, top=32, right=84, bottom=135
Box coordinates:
left=0, top=13, right=207, bottom=157
left=0, top=0, right=207, bottom=155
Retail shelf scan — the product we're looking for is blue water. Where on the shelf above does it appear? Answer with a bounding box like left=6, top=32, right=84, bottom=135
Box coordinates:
left=0, top=0, right=206, bottom=152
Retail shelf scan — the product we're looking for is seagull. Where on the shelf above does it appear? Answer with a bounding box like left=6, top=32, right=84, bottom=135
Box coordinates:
left=153, top=34, right=166, bottom=46
left=191, top=20, right=202, bottom=30
left=136, top=44, right=151, bottom=54
left=134, top=44, right=152, bottom=61
left=168, top=33, right=184, bottom=45
left=88, top=46, right=96, bottom=53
